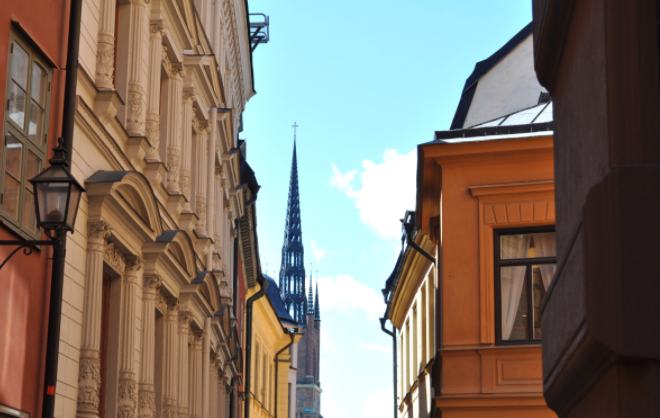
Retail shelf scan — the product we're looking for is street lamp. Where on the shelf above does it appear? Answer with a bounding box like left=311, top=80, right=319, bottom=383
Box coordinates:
left=0, top=137, right=84, bottom=268
left=30, top=137, right=84, bottom=235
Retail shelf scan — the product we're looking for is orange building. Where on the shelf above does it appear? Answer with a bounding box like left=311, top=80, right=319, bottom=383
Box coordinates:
left=0, top=0, right=71, bottom=417
left=383, top=25, right=558, bottom=418
left=420, top=104, right=556, bottom=417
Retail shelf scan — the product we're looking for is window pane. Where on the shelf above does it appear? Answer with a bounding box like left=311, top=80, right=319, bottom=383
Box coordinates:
left=531, top=262, right=557, bottom=341
left=26, top=150, right=40, bottom=180
left=500, top=232, right=556, bottom=259
left=500, top=265, right=528, bottom=340
left=3, top=174, right=20, bottom=219
left=8, top=82, right=27, bottom=128
left=29, top=101, right=45, bottom=144
left=5, top=133, right=23, bottom=179
left=31, top=62, right=47, bottom=105
left=22, top=188, right=36, bottom=231
left=11, top=42, right=29, bottom=88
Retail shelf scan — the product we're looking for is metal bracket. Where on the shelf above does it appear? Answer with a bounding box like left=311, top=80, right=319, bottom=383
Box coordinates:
left=0, top=240, right=56, bottom=271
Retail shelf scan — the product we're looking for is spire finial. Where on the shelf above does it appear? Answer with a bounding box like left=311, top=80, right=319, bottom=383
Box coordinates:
left=314, top=271, right=320, bottom=321
left=308, top=267, right=314, bottom=314
left=292, top=122, right=299, bottom=141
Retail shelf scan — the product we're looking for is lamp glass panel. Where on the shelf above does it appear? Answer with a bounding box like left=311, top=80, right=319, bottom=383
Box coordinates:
left=36, top=182, right=68, bottom=226
left=65, top=184, right=81, bottom=229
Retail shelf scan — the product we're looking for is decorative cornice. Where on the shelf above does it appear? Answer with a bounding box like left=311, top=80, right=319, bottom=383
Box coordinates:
left=104, top=241, right=125, bottom=273
left=183, top=88, right=198, bottom=104
left=178, top=311, right=193, bottom=330
left=89, top=221, right=112, bottom=245
left=124, top=256, right=144, bottom=279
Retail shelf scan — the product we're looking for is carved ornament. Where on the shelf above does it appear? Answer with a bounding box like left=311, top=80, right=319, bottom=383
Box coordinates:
left=104, top=241, right=125, bottom=273
left=77, top=351, right=101, bottom=412
left=118, top=377, right=138, bottom=418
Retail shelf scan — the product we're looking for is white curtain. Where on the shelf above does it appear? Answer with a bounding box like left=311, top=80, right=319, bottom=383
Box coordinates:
left=532, top=233, right=557, bottom=289
left=500, top=234, right=531, bottom=340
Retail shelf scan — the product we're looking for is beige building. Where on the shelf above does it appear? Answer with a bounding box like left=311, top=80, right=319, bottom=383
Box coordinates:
left=383, top=212, right=436, bottom=418
left=53, top=0, right=262, bottom=417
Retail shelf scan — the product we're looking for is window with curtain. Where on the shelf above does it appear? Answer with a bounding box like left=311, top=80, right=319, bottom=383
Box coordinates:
left=495, top=228, right=556, bottom=343
left=2, top=29, right=51, bottom=238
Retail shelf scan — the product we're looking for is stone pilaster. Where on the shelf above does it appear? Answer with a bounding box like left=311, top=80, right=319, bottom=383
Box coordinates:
left=163, top=300, right=179, bottom=418
left=193, top=121, right=209, bottom=235
left=216, top=361, right=225, bottom=418
left=190, top=332, right=204, bottom=418
left=138, top=276, right=161, bottom=418
left=206, top=110, right=217, bottom=242
left=209, top=354, right=217, bottom=418
left=145, top=22, right=167, bottom=161
left=161, top=61, right=185, bottom=193
left=213, top=167, right=224, bottom=253
left=222, top=199, right=231, bottom=279
left=77, top=222, right=112, bottom=418
left=123, top=0, right=148, bottom=136
left=117, top=257, right=143, bottom=418
left=202, top=321, right=211, bottom=418
left=177, top=312, right=193, bottom=418
left=181, top=88, right=196, bottom=212
left=95, top=0, right=117, bottom=90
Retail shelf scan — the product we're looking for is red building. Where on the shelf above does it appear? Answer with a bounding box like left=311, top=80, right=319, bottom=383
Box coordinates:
left=533, top=0, right=660, bottom=416
left=0, top=1, right=70, bottom=417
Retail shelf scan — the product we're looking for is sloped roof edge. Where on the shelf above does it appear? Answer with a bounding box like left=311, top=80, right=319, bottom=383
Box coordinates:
left=450, top=22, right=533, bottom=130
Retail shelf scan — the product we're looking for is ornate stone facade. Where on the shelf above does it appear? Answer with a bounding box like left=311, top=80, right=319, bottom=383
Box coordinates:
left=57, top=0, right=261, bottom=416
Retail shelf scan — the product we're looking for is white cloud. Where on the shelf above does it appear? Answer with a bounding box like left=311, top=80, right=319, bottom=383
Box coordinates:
left=363, top=386, right=394, bottom=418
left=310, top=240, right=332, bottom=263
left=359, top=342, right=392, bottom=354
left=317, top=274, right=385, bottom=321
left=331, top=149, right=417, bottom=240
left=321, top=329, right=337, bottom=353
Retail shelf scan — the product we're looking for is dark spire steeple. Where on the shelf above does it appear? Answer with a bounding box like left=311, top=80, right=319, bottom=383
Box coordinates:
left=314, top=276, right=320, bottom=321
left=307, top=269, right=314, bottom=314
left=279, top=124, right=307, bottom=324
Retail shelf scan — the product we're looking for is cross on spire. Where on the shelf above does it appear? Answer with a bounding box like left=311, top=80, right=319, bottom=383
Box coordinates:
left=292, top=122, right=299, bottom=140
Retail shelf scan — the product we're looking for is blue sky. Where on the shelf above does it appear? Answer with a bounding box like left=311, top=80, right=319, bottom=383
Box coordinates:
left=242, top=1, right=532, bottom=416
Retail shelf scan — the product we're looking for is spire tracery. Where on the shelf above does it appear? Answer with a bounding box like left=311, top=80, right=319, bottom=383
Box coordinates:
left=279, top=134, right=307, bottom=324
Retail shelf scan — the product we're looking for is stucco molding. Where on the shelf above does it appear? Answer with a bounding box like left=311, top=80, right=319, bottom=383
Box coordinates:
left=472, top=180, right=555, bottom=344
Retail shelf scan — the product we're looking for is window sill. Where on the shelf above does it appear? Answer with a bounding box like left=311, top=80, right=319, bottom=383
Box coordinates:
left=0, top=217, right=44, bottom=250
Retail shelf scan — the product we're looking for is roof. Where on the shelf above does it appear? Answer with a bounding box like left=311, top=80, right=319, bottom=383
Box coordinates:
left=450, top=22, right=534, bottom=130
left=263, top=274, right=297, bottom=326
left=434, top=101, right=553, bottom=144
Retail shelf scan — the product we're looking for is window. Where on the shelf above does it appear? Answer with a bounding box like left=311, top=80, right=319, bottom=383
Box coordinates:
left=495, top=227, right=557, bottom=343
left=2, top=30, right=51, bottom=238
left=412, top=303, right=418, bottom=377
left=254, top=343, right=260, bottom=400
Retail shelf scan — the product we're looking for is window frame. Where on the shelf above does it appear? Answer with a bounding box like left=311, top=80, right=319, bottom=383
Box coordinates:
left=1, top=29, right=52, bottom=239
left=494, top=225, right=556, bottom=345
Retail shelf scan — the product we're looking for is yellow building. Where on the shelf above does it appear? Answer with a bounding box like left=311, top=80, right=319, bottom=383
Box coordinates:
left=382, top=211, right=436, bottom=418
left=246, top=273, right=301, bottom=418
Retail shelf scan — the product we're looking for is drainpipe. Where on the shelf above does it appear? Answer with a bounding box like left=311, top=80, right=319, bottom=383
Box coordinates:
left=274, top=330, right=298, bottom=418
left=244, top=275, right=268, bottom=418
left=380, top=318, right=397, bottom=418
left=42, top=0, right=82, bottom=416
left=403, top=222, right=435, bottom=265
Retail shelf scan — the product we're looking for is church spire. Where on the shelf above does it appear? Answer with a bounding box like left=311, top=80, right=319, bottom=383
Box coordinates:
left=307, top=268, right=314, bottom=314
left=279, top=124, right=307, bottom=324
left=314, top=275, right=320, bottom=321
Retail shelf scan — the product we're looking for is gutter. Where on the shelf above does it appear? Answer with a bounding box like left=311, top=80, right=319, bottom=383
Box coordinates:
left=244, top=274, right=268, bottom=418
left=42, top=0, right=82, bottom=416
left=274, top=330, right=298, bottom=418
left=403, top=221, right=435, bottom=265
left=380, top=318, right=397, bottom=418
